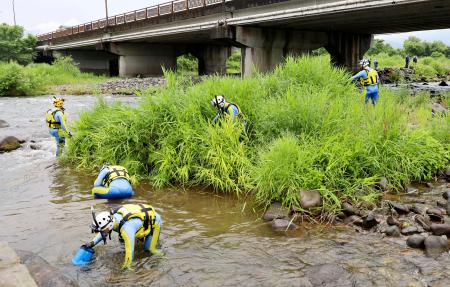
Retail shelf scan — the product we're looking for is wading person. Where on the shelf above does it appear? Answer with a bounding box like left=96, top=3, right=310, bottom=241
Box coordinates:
left=351, top=59, right=380, bottom=106
left=91, top=164, right=134, bottom=199
left=74, top=205, right=163, bottom=269
left=46, top=97, right=71, bottom=157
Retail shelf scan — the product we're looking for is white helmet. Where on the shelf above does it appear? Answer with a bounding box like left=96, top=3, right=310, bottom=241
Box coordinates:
left=359, top=59, right=369, bottom=68
left=91, top=209, right=114, bottom=233
left=211, top=95, right=225, bottom=108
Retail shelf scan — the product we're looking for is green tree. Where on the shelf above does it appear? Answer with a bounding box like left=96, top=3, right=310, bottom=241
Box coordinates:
left=367, top=39, right=396, bottom=56
left=0, top=24, right=37, bottom=65
left=403, top=36, right=426, bottom=57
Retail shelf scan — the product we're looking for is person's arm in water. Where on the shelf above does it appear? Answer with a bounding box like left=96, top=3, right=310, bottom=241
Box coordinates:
left=120, top=218, right=142, bottom=269
left=84, top=232, right=104, bottom=248
left=94, top=168, right=110, bottom=187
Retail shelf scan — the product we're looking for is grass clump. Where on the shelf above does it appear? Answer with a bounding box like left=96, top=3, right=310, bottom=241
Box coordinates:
left=65, top=56, right=449, bottom=212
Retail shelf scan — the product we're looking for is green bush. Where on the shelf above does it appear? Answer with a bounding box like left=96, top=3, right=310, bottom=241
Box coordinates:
left=65, top=56, right=449, bottom=211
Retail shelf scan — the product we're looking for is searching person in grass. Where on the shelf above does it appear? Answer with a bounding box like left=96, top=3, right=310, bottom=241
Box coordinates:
left=46, top=97, right=72, bottom=157
left=74, top=205, right=163, bottom=269
left=351, top=59, right=380, bottom=106
left=211, top=95, right=242, bottom=124
left=91, top=164, right=134, bottom=199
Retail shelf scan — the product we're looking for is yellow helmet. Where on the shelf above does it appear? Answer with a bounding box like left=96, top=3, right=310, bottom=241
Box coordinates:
left=52, top=97, right=64, bottom=108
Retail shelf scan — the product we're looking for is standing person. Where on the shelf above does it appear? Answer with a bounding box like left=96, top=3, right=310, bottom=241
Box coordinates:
left=211, top=95, right=242, bottom=124
left=373, top=59, right=379, bottom=70
left=405, top=55, right=410, bottom=68
left=74, top=204, right=163, bottom=269
left=351, top=59, right=380, bottom=106
left=412, top=56, right=418, bottom=64
left=46, top=97, right=71, bottom=157
left=91, top=164, right=134, bottom=199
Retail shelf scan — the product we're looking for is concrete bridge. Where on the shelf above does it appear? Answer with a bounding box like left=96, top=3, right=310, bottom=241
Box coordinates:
left=37, top=0, right=450, bottom=77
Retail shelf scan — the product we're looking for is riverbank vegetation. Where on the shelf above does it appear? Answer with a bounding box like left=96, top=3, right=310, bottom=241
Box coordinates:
left=65, top=56, right=449, bottom=212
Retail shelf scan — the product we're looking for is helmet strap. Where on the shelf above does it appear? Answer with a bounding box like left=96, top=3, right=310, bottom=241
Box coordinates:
left=91, top=207, right=100, bottom=231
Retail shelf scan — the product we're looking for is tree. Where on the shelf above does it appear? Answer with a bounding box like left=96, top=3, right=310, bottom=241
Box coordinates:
left=0, top=24, right=37, bottom=65
left=403, top=36, right=426, bottom=57
left=366, top=39, right=395, bottom=56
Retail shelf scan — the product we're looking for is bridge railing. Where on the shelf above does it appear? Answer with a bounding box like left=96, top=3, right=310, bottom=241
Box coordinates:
left=37, top=0, right=226, bottom=41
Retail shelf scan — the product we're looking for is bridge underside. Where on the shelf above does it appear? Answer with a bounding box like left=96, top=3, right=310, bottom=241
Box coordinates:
left=38, top=0, right=450, bottom=76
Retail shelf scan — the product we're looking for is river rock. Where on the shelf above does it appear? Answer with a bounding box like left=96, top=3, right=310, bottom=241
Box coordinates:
left=0, top=136, right=22, bottom=152
left=341, top=202, right=360, bottom=216
left=377, top=177, right=389, bottom=191
left=263, top=202, right=290, bottom=221
left=304, top=264, right=353, bottom=287
left=29, top=144, right=40, bottom=150
left=424, top=235, right=448, bottom=257
left=401, top=226, right=419, bottom=235
left=388, top=201, right=410, bottom=214
left=386, top=215, right=400, bottom=226
left=384, top=225, right=401, bottom=237
left=414, top=214, right=431, bottom=231
left=344, top=215, right=363, bottom=226
left=442, top=190, right=450, bottom=200
left=410, top=205, right=424, bottom=215
left=271, top=218, right=297, bottom=231
left=437, top=199, right=448, bottom=208
left=405, top=185, right=418, bottom=194
left=299, top=190, right=322, bottom=209
left=430, top=223, right=450, bottom=236
left=0, top=119, right=9, bottom=128
left=432, top=102, right=447, bottom=115
left=406, top=234, right=425, bottom=249
left=16, top=250, right=78, bottom=287
left=362, top=212, right=378, bottom=229
left=426, top=208, right=445, bottom=221
left=438, top=80, right=448, bottom=86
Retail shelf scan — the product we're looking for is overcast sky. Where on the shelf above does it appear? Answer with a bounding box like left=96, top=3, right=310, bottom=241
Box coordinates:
left=1, top=0, right=450, bottom=48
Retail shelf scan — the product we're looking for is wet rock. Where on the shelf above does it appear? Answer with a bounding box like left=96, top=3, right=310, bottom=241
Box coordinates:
left=426, top=208, right=445, bottom=221
left=426, top=182, right=434, bottom=188
left=304, top=264, right=353, bottom=287
left=446, top=203, right=450, bottom=216
left=388, top=201, right=410, bottom=214
left=432, top=102, right=447, bottom=115
left=384, top=225, right=401, bottom=237
left=341, top=202, right=360, bottom=216
left=410, top=205, right=424, bottom=215
left=430, top=223, right=450, bottom=236
left=406, top=234, right=425, bottom=249
left=344, top=215, right=363, bottom=226
left=424, top=235, right=448, bottom=257
left=299, top=190, right=322, bottom=209
left=437, top=199, right=448, bottom=209
left=414, top=214, right=431, bottom=231
left=0, top=136, right=22, bottom=152
left=438, top=80, right=448, bottom=86
left=16, top=250, right=79, bottom=287
left=401, top=226, right=419, bottom=235
left=442, top=190, right=450, bottom=200
left=30, top=144, right=40, bottom=150
left=0, top=119, right=9, bottom=128
left=445, top=168, right=450, bottom=181
left=362, top=212, right=378, bottom=229
left=377, top=177, right=389, bottom=191
left=386, top=215, right=400, bottom=226
left=271, top=218, right=297, bottom=231
left=263, top=202, right=290, bottom=221
left=405, top=185, right=418, bottom=195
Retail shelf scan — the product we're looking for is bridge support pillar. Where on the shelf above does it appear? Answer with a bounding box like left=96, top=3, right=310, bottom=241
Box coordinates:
left=235, top=27, right=328, bottom=76
left=107, top=43, right=177, bottom=77
left=326, top=32, right=373, bottom=72
left=197, top=45, right=231, bottom=75
left=55, top=50, right=118, bottom=76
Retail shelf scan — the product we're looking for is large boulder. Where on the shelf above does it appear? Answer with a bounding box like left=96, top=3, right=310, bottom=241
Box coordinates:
left=432, top=102, right=447, bottom=115
left=424, top=235, right=448, bottom=257
left=406, top=234, right=425, bottom=249
left=0, top=119, right=9, bottom=128
left=263, top=202, right=290, bottom=221
left=0, top=136, right=22, bottom=152
left=299, top=190, right=322, bottom=209
left=430, top=223, right=450, bottom=236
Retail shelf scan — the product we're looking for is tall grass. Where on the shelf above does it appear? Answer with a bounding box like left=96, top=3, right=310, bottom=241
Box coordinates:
left=65, top=56, right=449, bottom=211
left=0, top=57, right=108, bottom=96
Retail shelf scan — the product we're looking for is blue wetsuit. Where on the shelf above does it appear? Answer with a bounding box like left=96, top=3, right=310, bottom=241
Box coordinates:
left=214, top=103, right=240, bottom=123
left=48, top=108, right=68, bottom=157
left=90, top=212, right=163, bottom=268
left=92, top=167, right=134, bottom=199
left=351, top=70, right=379, bottom=105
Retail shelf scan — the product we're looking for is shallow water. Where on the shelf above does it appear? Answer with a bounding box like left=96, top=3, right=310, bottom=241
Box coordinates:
left=1, top=95, right=449, bottom=287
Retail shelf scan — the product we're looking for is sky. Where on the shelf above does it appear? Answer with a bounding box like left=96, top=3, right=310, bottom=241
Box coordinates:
left=1, top=0, right=450, bottom=48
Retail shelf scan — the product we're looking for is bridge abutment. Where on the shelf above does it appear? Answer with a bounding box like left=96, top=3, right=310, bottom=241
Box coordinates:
left=55, top=50, right=118, bottom=76
left=196, top=45, right=231, bottom=75
left=325, top=32, right=373, bottom=72
left=107, top=43, right=177, bottom=77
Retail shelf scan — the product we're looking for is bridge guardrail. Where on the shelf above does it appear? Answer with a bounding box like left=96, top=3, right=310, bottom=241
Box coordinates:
left=37, top=0, right=226, bottom=41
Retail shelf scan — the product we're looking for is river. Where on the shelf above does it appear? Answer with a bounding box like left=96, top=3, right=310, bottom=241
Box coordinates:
left=0, top=95, right=449, bottom=287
